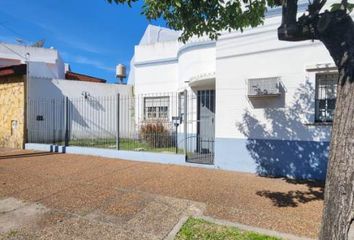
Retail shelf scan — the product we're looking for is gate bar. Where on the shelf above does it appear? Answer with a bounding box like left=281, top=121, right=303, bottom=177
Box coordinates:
left=64, top=96, right=69, bottom=147
left=183, top=90, right=188, bottom=158
left=116, top=93, right=120, bottom=150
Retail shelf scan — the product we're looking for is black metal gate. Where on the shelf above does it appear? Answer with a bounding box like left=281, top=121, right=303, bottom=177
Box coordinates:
left=185, top=90, right=215, bottom=164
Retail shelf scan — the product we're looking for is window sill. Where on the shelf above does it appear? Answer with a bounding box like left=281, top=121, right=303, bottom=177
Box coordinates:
left=304, top=122, right=333, bottom=126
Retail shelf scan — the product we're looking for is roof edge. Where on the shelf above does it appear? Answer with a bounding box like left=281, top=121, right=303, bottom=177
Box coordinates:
left=0, top=64, right=26, bottom=78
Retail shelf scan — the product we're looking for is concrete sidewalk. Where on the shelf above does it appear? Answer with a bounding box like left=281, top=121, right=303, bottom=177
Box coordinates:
left=0, top=148, right=324, bottom=239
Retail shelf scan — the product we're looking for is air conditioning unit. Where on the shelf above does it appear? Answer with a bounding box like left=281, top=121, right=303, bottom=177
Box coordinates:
left=248, top=77, right=281, bottom=97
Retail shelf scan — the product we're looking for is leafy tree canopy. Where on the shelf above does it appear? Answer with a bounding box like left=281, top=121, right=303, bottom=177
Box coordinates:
left=108, top=0, right=352, bottom=42
left=108, top=0, right=278, bottom=42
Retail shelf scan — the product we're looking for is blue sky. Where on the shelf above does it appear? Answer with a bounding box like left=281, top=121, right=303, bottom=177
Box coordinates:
left=0, top=0, right=165, bottom=83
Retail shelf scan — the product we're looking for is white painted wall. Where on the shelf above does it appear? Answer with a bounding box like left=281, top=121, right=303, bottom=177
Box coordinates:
left=27, top=77, right=133, bottom=142
left=178, top=42, right=216, bottom=89
left=132, top=12, right=335, bottom=145
left=134, top=62, right=179, bottom=94
left=28, top=61, right=64, bottom=79
left=215, top=14, right=333, bottom=142
left=0, top=43, right=65, bottom=79
left=28, top=77, right=132, bottom=99
left=139, top=24, right=180, bottom=45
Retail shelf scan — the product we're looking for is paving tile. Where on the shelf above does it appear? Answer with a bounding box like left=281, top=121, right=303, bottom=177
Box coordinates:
left=37, top=216, right=159, bottom=240
left=40, top=183, right=115, bottom=215
left=98, top=190, right=153, bottom=221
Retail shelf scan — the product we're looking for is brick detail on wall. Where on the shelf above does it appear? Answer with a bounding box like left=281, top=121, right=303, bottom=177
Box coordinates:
left=0, top=76, right=25, bottom=149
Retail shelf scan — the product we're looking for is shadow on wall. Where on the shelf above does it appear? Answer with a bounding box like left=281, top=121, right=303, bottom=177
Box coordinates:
left=68, top=95, right=120, bottom=140
left=28, top=79, right=89, bottom=143
left=29, top=93, right=116, bottom=143
left=237, top=80, right=331, bottom=180
left=84, top=95, right=105, bottom=111
left=68, top=98, right=90, bottom=129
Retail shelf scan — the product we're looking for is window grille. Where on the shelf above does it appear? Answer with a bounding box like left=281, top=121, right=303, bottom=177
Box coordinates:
left=315, top=73, right=338, bottom=122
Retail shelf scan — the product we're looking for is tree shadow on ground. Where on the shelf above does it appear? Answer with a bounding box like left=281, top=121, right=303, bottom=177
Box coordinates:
left=256, top=179, right=324, bottom=207
left=237, top=80, right=331, bottom=180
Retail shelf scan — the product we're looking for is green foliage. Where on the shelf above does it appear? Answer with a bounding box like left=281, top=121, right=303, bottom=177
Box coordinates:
left=176, top=217, right=281, bottom=240
left=107, top=0, right=277, bottom=42
left=331, top=2, right=354, bottom=12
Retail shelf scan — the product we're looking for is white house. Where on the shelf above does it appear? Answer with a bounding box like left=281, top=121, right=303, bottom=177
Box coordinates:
left=128, top=5, right=338, bottom=180
left=0, top=43, right=65, bottom=78
left=0, top=43, right=132, bottom=146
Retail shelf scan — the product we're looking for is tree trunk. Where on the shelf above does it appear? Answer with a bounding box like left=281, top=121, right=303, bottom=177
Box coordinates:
left=277, top=0, right=354, bottom=237
left=279, top=3, right=354, bottom=238
left=320, top=72, right=354, bottom=240
left=318, top=11, right=354, bottom=240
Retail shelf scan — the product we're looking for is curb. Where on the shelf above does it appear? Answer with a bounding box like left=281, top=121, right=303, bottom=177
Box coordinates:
left=164, top=215, right=190, bottom=240
left=165, top=215, right=316, bottom=240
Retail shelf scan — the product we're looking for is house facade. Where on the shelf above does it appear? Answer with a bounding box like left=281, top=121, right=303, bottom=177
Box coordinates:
left=0, top=44, right=65, bottom=149
left=0, top=65, right=27, bottom=148
left=0, top=44, right=132, bottom=149
left=129, top=7, right=337, bottom=180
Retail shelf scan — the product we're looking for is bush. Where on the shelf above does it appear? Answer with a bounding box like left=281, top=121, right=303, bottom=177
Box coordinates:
left=140, top=121, right=174, bottom=148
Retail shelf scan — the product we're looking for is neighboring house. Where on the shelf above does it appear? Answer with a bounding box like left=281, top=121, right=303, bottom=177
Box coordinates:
left=65, top=71, right=107, bottom=83
left=0, top=43, right=132, bottom=149
left=0, top=64, right=27, bottom=148
left=0, top=43, right=65, bottom=78
left=129, top=5, right=338, bottom=180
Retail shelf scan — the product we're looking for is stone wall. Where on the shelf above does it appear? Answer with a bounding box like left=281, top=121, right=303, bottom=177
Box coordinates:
left=0, top=76, right=25, bottom=149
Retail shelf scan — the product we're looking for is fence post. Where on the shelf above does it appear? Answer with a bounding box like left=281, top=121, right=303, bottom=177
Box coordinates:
left=64, top=96, right=69, bottom=147
left=116, top=94, right=120, bottom=150
left=52, top=99, right=55, bottom=144
left=183, top=90, right=188, bottom=158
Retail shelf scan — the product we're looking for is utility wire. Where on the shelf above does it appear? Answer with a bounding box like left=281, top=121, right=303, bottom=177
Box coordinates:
left=0, top=22, right=28, bottom=43
left=0, top=41, right=26, bottom=59
left=0, top=22, right=60, bottom=78
left=0, top=21, right=33, bottom=59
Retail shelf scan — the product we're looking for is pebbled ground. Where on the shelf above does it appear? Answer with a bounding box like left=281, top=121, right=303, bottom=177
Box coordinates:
left=0, top=148, right=324, bottom=239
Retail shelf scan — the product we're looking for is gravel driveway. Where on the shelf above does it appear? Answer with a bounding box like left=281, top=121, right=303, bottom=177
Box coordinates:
left=0, top=148, right=324, bottom=239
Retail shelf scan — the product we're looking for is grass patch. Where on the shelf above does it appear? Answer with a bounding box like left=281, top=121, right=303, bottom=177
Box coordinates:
left=69, top=138, right=184, bottom=154
left=0, top=230, right=34, bottom=240
left=175, top=218, right=281, bottom=240
left=1, top=230, right=19, bottom=239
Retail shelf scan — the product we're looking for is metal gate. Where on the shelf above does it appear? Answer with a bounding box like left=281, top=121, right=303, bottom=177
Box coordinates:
left=185, top=90, right=215, bottom=164
left=26, top=91, right=216, bottom=163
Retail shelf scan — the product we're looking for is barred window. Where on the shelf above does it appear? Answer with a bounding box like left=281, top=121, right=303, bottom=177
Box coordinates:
left=144, top=97, right=169, bottom=120
left=315, top=73, right=338, bottom=123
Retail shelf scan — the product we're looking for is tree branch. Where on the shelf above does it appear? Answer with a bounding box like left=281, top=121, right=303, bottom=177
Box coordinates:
left=308, top=0, right=327, bottom=14
left=341, top=0, right=348, bottom=10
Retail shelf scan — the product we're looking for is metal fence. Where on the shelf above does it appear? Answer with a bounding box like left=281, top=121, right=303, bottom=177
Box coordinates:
left=27, top=91, right=215, bottom=164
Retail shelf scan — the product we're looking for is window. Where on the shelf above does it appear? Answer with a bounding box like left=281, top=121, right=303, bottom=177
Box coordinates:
left=315, top=73, right=338, bottom=122
left=144, top=97, right=169, bottom=120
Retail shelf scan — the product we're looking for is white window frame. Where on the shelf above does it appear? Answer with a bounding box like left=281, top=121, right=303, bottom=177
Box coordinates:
left=144, top=96, right=170, bottom=120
